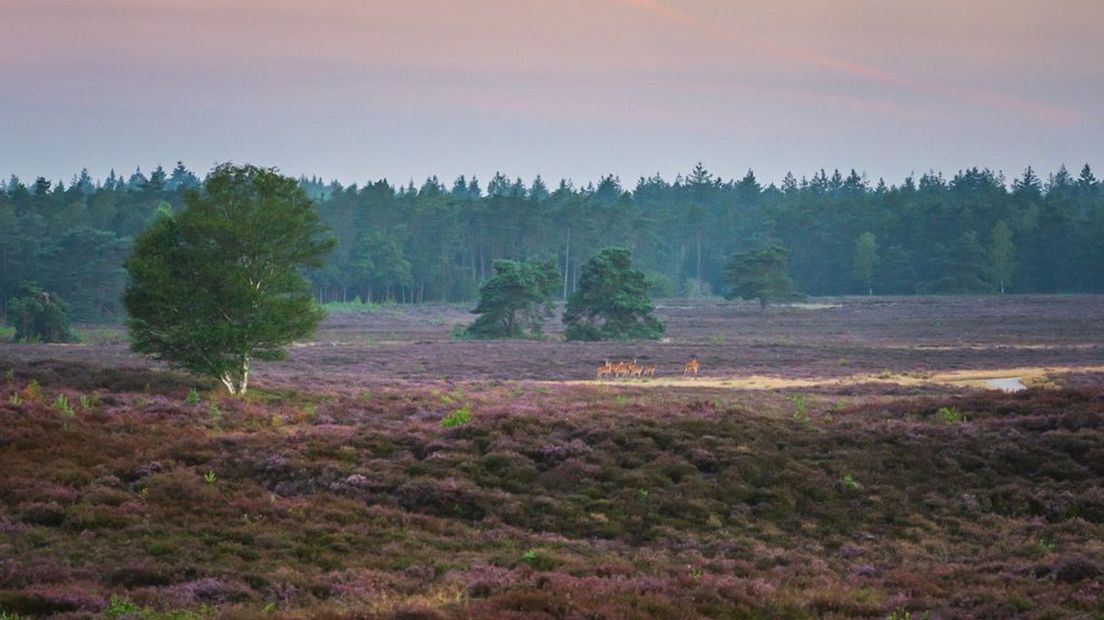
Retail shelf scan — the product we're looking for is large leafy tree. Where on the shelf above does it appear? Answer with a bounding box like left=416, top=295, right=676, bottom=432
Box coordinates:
left=724, top=245, right=797, bottom=311
left=124, top=164, right=335, bottom=395
left=466, top=258, right=560, bottom=339
left=563, top=247, right=664, bottom=341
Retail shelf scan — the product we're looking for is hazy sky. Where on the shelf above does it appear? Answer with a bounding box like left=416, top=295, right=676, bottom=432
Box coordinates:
left=3, top=0, right=1101, bottom=187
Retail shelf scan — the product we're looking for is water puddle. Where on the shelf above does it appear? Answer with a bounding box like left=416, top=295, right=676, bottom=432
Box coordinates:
left=985, top=377, right=1026, bottom=392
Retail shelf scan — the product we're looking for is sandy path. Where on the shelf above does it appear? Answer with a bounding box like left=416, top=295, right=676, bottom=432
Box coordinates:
left=562, top=365, right=1104, bottom=391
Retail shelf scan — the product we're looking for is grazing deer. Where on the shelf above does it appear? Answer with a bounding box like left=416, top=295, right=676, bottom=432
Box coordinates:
left=613, top=361, right=630, bottom=379
left=596, top=359, right=614, bottom=380
left=643, top=365, right=656, bottom=377
left=684, top=357, right=700, bottom=377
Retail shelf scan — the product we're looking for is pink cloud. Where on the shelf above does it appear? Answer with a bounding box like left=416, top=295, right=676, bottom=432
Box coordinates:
left=615, top=0, right=1085, bottom=126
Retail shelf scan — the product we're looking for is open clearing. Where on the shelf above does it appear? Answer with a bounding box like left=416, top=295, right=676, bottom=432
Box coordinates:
left=1, top=296, right=1103, bottom=619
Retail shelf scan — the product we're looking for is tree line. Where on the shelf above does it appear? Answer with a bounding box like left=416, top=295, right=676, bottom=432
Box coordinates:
left=2, top=162, right=1102, bottom=322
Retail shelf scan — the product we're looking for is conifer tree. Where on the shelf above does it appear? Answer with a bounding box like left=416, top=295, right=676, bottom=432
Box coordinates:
left=563, top=247, right=664, bottom=341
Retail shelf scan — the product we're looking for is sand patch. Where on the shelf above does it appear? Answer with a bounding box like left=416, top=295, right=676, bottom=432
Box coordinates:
left=569, top=365, right=1104, bottom=391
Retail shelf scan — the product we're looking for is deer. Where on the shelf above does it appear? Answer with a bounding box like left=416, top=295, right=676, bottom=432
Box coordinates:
left=596, top=359, right=614, bottom=380
left=683, top=357, right=700, bottom=377
left=613, top=359, right=631, bottom=379
left=643, top=365, right=657, bottom=377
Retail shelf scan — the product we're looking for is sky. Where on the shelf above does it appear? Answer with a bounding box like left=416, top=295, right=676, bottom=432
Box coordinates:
left=2, top=0, right=1101, bottom=187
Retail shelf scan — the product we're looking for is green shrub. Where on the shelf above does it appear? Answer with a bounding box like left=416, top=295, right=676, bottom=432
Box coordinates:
left=4, top=284, right=77, bottom=343
left=441, top=405, right=473, bottom=428
left=79, top=393, right=99, bottom=411
left=54, top=394, right=74, bottom=417
left=106, top=595, right=140, bottom=618
left=521, top=548, right=559, bottom=571
left=185, top=387, right=201, bottom=405
left=936, top=406, right=966, bottom=423
left=841, top=473, right=863, bottom=492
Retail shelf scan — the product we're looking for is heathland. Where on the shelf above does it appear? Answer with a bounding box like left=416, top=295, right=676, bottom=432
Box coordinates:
left=1, top=296, right=1103, bottom=618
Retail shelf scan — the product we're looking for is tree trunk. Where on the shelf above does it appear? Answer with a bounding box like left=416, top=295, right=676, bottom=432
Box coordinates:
left=220, top=355, right=250, bottom=396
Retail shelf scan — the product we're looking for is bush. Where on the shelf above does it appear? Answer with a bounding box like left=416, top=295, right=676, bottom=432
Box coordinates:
left=936, top=406, right=966, bottom=423
left=441, top=406, right=473, bottom=428
left=4, top=285, right=76, bottom=343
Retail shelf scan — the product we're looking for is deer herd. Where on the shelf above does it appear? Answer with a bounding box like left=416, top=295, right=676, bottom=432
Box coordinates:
left=595, top=356, right=700, bottom=381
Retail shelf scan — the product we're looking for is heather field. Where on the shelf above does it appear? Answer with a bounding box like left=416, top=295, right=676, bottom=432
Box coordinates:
left=2, top=297, right=1104, bottom=619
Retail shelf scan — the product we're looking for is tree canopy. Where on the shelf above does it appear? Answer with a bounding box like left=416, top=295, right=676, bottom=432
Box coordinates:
left=2, top=162, right=1102, bottom=320
left=123, top=164, right=335, bottom=395
left=4, top=284, right=76, bottom=343
left=724, top=245, right=798, bottom=310
left=465, top=258, right=560, bottom=339
left=563, top=247, right=664, bottom=341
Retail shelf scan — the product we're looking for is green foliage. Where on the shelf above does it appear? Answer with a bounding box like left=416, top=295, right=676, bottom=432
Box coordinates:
left=852, top=232, right=879, bottom=294
left=521, top=548, right=558, bottom=571
left=441, top=405, right=473, bottom=428
left=124, top=164, right=336, bottom=395
left=54, top=394, right=74, bottom=417
left=203, top=470, right=217, bottom=485
left=724, top=246, right=797, bottom=311
left=4, top=284, right=77, bottom=343
left=886, top=609, right=930, bottom=620
left=323, top=298, right=383, bottom=314
left=466, top=258, right=560, bottom=339
left=107, top=595, right=140, bottom=618
left=440, top=389, right=464, bottom=405
left=563, top=247, right=664, bottom=341
left=4, top=163, right=1104, bottom=314
left=791, top=393, right=810, bottom=426
left=936, top=406, right=966, bottom=423
left=924, top=231, right=991, bottom=294
left=185, top=387, right=201, bottom=406
left=79, top=393, right=98, bottom=411
left=840, top=473, right=863, bottom=492
left=36, top=226, right=132, bottom=321
left=103, top=595, right=214, bottom=620
left=348, top=230, right=413, bottom=302
left=987, top=220, right=1016, bottom=294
